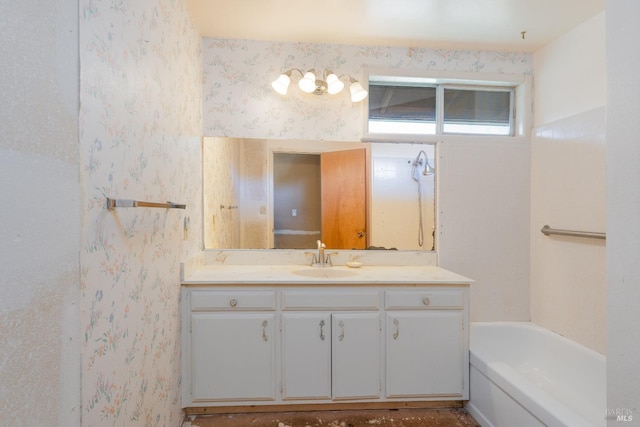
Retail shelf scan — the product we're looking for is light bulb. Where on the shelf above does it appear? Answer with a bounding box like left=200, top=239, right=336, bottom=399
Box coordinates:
left=326, top=73, right=344, bottom=95
left=298, top=71, right=317, bottom=93
left=349, top=81, right=368, bottom=102
left=271, top=73, right=291, bottom=95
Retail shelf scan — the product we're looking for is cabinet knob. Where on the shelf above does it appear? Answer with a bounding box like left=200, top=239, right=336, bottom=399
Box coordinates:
left=229, top=299, right=238, bottom=307
left=422, top=297, right=431, bottom=306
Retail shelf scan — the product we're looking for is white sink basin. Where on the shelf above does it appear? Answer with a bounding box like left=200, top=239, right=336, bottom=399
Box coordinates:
left=292, top=268, right=358, bottom=279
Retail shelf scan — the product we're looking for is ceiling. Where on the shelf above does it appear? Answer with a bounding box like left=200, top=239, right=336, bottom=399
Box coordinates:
left=185, top=0, right=604, bottom=52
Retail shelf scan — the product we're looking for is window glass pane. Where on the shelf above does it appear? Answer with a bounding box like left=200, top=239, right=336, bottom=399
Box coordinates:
left=368, top=85, right=436, bottom=134
left=443, top=89, right=511, bottom=135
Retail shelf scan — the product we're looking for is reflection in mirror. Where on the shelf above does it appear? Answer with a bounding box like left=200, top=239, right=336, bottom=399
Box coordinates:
left=203, top=138, right=435, bottom=251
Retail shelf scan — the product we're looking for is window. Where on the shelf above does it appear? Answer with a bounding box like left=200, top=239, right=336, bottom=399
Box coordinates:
left=443, top=88, right=511, bottom=135
left=368, top=85, right=436, bottom=135
left=367, top=79, right=514, bottom=137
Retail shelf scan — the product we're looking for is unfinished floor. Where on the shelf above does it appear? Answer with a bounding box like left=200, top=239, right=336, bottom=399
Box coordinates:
left=182, top=408, right=480, bottom=427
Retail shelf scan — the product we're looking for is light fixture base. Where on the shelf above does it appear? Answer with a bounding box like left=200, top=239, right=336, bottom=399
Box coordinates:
left=313, top=80, right=328, bottom=95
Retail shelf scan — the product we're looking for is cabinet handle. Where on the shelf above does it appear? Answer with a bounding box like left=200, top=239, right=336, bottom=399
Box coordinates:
left=319, top=320, right=325, bottom=341
left=338, top=320, right=345, bottom=341
left=262, top=320, right=268, bottom=342
left=229, top=299, right=238, bottom=307
left=393, top=318, right=400, bottom=340
left=422, top=297, right=430, bottom=306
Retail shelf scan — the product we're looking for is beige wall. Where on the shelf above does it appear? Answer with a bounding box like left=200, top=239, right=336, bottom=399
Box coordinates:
left=0, top=0, right=81, bottom=425
left=531, top=12, right=606, bottom=353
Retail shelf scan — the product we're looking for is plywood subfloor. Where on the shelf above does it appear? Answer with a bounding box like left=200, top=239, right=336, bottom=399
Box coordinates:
left=182, top=408, right=480, bottom=427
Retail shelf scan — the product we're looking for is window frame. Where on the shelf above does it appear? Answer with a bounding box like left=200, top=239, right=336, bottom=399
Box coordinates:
left=439, top=84, right=515, bottom=136
left=362, top=70, right=529, bottom=144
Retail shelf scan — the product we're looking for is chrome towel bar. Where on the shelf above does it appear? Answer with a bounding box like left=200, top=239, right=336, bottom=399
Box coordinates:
left=541, top=224, right=605, bottom=240
left=106, top=198, right=186, bottom=210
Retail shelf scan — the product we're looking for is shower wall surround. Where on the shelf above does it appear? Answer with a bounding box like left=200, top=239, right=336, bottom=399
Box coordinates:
left=79, top=0, right=202, bottom=425
left=531, top=12, right=606, bottom=354
left=531, top=108, right=606, bottom=354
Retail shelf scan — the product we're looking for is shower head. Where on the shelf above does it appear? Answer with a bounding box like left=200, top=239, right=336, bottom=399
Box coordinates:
left=412, top=150, right=435, bottom=178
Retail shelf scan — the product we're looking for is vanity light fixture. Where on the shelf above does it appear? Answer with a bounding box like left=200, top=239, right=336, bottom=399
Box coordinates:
left=271, top=68, right=368, bottom=102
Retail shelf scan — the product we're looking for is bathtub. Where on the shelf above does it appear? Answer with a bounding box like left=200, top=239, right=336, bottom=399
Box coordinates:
left=465, top=322, right=605, bottom=427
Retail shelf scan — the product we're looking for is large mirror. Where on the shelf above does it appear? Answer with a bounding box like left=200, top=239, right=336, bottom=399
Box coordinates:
left=203, top=137, right=436, bottom=251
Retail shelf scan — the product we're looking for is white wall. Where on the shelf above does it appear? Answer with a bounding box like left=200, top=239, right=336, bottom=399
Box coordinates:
left=533, top=13, right=606, bottom=127
left=606, top=0, right=640, bottom=420
left=0, top=0, right=81, bottom=425
left=437, top=138, right=531, bottom=321
left=369, top=143, right=436, bottom=251
left=531, top=12, right=606, bottom=353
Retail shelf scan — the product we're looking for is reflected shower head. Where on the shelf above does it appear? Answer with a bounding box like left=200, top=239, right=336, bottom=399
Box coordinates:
left=412, top=150, right=435, bottom=178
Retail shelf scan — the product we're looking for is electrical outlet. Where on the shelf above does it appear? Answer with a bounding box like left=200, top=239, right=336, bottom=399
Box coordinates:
left=291, top=209, right=297, bottom=217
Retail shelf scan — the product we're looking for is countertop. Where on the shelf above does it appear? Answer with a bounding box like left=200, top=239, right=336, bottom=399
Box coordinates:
left=182, top=264, right=473, bottom=286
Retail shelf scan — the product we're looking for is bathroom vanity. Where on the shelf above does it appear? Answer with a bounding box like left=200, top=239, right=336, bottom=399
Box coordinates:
left=181, top=257, right=472, bottom=411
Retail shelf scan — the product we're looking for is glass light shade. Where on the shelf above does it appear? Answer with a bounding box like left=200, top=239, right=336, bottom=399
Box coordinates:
left=298, top=71, right=317, bottom=93
left=325, top=73, right=344, bottom=94
left=349, top=81, right=368, bottom=102
left=271, top=74, right=291, bottom=95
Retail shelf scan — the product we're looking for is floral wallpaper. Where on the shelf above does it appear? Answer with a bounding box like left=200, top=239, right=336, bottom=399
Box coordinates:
left=203, top=137, right=241, bottom=248
left=79, top=0, right=202, bottom=425
left=202, top=39, right=532, bottom=140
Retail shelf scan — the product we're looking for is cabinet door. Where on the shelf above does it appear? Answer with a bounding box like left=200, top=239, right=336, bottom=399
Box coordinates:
left=386, top=311, right=463, bottom=398
left=332, top=313, right=381, bottom=400
left=282, top=313, right=332, bottom=400
left=191, top=312, right=276, bottom=401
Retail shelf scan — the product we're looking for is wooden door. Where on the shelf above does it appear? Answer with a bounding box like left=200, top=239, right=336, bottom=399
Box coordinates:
left=321, top=149, right=367, bottom=249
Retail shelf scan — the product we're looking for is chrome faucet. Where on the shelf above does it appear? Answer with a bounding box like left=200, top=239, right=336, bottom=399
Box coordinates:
left=317, top=240, right=326, bottom=267
left=304, top=240, right=338, bottom=267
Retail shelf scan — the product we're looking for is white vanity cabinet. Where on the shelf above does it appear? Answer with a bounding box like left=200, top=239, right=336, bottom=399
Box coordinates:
left=385, top=290, right=466, bottom=398
left=187, top=290, right=277, bottom=402
left=281, top=290, right=381, bottom=401
left=182, top=283, right=469, bottom=408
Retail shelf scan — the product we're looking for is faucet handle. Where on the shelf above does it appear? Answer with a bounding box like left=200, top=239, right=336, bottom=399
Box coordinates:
left=325, top=252, right=339, bottom=267
left=304, top=251, right=318, bottom=266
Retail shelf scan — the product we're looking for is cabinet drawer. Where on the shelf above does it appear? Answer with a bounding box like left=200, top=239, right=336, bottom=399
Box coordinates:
left=190, top=290, right=276, bottom=311
left=385, top=289, right=464, bottom=309
left=282, top=290, right=380, bottom=310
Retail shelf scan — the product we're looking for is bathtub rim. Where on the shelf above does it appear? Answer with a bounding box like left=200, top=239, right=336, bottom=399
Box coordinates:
left=468, top=321, right=605, bottom=427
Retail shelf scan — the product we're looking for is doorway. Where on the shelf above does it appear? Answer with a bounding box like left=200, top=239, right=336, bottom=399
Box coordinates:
left=272, top=149, right=367, bottom=250
left=273, top=153, right=321, bottom=249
